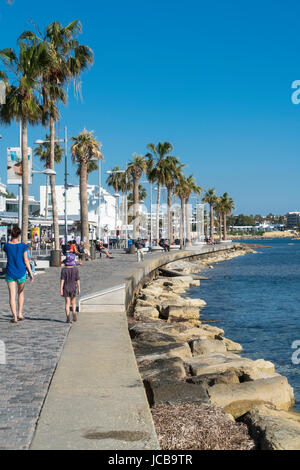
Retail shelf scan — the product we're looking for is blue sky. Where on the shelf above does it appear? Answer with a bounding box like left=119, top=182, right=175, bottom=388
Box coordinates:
left=1, top=0, right=300, bottom=214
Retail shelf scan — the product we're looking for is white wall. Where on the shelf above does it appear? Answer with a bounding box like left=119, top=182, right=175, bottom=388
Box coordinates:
left=40, top=185, right=117, bottom=230
left=0, top=183, right=7, bottom=212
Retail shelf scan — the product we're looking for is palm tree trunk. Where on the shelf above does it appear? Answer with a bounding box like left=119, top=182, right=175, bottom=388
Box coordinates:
left=185, top=198, right=192, bottom=247
left=156, top=183, right=161, bottom=242
left=223, top=213, right=227, bottom=240
left=219, top=213, right=222, bottom=241
left=210, top=204, right=214, bottom=240
left=180, top=196, right=185, bottom=247
left=133, top=175, right=139, bottom=239
left=21, top=120, right=28, bottom=243
left=80, top=160, right=89, bottom=254
left=50, top=116, right=60, bottom=250
left=45, top=174, right=49, bottom=219
left=167, top=186, right=173, bottom=244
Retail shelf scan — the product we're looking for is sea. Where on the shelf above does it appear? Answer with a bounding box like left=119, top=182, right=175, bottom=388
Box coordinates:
left=186, top=238, right=300, bottom=411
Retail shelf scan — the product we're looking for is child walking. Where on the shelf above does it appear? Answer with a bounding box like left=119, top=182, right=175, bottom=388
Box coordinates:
left=60, top=253, right=80, bottom=323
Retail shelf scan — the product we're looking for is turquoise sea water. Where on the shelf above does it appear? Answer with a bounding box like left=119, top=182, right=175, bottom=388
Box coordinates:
left=187, top=238, right=300, bottom=411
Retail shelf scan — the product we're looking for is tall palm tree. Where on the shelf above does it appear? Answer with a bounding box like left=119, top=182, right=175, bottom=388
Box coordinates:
left=20, top=21, right=94, bottom=251
left=34, top=134, right=64, bottom=218
left=202, top=188, right=218, bottom=240
left=71, top=129, right=102, bottom=253
left=126, top=154, right=147, bottom=239
left=0, top=42, right=46, bottom=243
left=160, top=156, right=184, bottom=244
left=221, top=193, right=235, bottom=240
left=146, top=142, right=173, bottom=241
left=106, top=166, right=128, bottom=234
left=175, top=175, right=189, bottom=247
left=184, top=176, right=202, bottom=247
left=214, top=196, right=223, bottom=241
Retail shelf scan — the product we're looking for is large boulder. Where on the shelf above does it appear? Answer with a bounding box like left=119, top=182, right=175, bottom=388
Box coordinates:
left=223, top=337, right=243, bottom=352
left=143, top=379, right=209, bottom=407
left=185, top=353, right=277, bottom=381
left=208, top=376, right=294, bottom=419
left=240, top=404, right=300, bottom=450
left=133, top=306, right=160, bottom=319
left=133, top=340, right=192, bottom=362
left=164, top=305, right=201, bottom=322
left=187, top=369, right=240, bottom=387
left=139, top=357, right=186, bottom=382
left=190, top=338, right=227, bottom=356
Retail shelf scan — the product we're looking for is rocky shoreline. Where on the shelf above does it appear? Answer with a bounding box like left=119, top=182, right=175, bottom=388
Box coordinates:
left=128, top=244, right=300, bottom=450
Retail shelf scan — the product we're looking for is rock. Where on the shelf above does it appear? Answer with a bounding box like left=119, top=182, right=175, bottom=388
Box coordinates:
left=223, top=337, right=243, bottom=352
left=187, top=369, right=240, bottom=387
left=135, top=299, right=155, bottom=308
left=133, top=341, right=192, bottom=362
left=133, top=306, right=160, bottom=319
left=240, top=404, right=300, bottom=450
left=164, top=305, right=201, bottom=322
left=143, top=379, right=209, bottom=407
left=139, top=357, right=186, bottom=382
left=208, top=376, right=294, bottom=419
left=184, top=354, right=277, bottom=381
left=201, top=324, right=224, bottom=337
left=190, top=338, right=227, bottom=356
left=134, top=331, right=182, bottom=345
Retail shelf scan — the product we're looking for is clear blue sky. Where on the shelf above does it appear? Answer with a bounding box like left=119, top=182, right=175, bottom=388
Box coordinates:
left=1, top=0, right=300, bottom=215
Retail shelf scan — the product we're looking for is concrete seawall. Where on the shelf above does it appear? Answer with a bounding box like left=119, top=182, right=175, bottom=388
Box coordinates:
left=31, top=243, right=233, bottom=450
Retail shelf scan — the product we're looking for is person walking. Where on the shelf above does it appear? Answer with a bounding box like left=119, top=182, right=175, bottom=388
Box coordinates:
left=135, top=238, right=145, bottom=262
left=60, top=253, right=80, bottom=323
left=4, top=225, right=34, bottom=323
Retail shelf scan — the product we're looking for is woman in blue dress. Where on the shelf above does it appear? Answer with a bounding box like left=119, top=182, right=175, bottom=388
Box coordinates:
left=4, top=225, right=34, bottom=323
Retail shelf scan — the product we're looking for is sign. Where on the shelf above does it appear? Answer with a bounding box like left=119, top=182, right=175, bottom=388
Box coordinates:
left=31, top=227, right=40, bottom=240
left=7, top=147, right=32, bottom=185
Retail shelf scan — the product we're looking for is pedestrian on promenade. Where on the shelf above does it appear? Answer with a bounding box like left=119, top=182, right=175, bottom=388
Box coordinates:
left=60, top=253, right=80, bottom=323
left=4, top=225, right=34, bottom=323
left=135, top=238, right=145, bottom=262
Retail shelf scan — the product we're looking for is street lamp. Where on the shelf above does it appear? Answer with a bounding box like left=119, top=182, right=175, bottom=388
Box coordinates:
left=34, top=126, right=68, bottom=242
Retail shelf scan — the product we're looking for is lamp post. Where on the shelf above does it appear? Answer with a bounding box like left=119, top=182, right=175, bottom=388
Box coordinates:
left=34, top=126, right=68, bottom=242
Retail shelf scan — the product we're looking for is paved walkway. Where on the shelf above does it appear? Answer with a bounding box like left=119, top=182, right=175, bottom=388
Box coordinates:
left=0, top=251, right=143, bottom=450
left=0, top=244, right=232, bottom=450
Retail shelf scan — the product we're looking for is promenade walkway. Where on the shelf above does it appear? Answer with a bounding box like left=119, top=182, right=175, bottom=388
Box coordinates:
left=0, top=244, right=232, bottom=450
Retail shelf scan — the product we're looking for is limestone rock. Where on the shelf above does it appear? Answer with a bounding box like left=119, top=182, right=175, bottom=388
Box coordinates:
left=133, top=306, right=160, bottom=319
left=223, top=337, right=243, bottom=352
left=143, top=379, right=209, bottom=407
left=184, top=353, right=276, bottom=381
left=190, top=338, right=227, bottom=356
left=187, top=369, right=240, bottom=387
left=139, top=357, right=186, bottom=382
left=208, top=376, right=294, bottom=419
left=134, top=341, right=192, bottom=363
left=201, top=324, right=224, bottom=337
left=240, top=404, right=300, bottom=450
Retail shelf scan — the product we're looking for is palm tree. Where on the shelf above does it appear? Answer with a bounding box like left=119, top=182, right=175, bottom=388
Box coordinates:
left=20, top=21, right=94, bottom=251
left=146, top=142, right=173, bottom=241
left=126, top=154, right=147, bottom=239
left=0, top=42, right=46, bottom=243
left=183, top=176, right=202, bottom=247
left=214, top=196, right=223, bottom=241
left=175, top=175, right=188, bottom=247
left=71, top=130, right=102, bottom=253
left=160, top=156, right=184, bottom=244
left=34, top=134, right=64, bottom=218
left=202, top=188, right=218, bottom=240
left=221, top=193, right=235, bottom=240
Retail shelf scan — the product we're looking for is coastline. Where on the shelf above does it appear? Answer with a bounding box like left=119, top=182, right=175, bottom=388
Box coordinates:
left=129, top=244, right=300, bottom=450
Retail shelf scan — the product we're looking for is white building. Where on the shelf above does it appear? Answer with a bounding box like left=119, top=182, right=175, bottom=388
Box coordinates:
left=0, top=181, right=7, bottom=212
left=40, top=185, right=119, bottom=237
